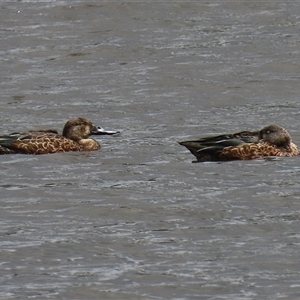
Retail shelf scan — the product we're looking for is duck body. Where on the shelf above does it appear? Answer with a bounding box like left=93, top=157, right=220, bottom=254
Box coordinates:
left=179, top=125, right=299, bottom=162
left=0, top=117, right=119, bottom=155
left=0, top=131, right=96, bottom=155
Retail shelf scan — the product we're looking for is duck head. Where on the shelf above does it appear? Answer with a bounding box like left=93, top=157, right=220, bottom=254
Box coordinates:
left=62, top=117, right=120, bottom=142
left=259, top=125, right=291, bottom=147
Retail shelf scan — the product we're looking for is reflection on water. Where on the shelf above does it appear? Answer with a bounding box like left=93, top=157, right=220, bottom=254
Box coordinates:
left=1, top=1, right=300, bottom=299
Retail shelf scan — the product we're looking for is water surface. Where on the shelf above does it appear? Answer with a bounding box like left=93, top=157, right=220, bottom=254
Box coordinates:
left=1, top=1, right=300, bottom=299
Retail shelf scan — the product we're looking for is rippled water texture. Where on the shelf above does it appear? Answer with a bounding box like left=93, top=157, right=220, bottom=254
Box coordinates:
left=1, top=1, right=300, bottom=299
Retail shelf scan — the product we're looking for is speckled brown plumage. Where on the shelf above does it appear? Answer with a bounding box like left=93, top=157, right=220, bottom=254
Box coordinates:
left=0, top=117, right=106, bottom=155
left=218, top=141, right=299, bottom=160
left=179, top=124, right=299, bottom=162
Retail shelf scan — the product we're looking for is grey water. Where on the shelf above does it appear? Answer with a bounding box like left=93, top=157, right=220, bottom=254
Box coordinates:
left=1, top=1, right=300, bottom=299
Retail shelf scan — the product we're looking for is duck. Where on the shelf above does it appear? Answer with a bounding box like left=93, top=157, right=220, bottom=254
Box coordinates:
left=0, top=117, right=120, bottom=155
left=179, top=124, right=299, bottom=162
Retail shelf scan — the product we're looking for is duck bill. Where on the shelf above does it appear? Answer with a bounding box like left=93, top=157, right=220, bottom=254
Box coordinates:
left=91, top=126, right=120, bottom=135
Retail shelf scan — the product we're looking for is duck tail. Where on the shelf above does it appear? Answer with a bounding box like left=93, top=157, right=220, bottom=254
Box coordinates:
left=0, top=134, right=20, bottom=148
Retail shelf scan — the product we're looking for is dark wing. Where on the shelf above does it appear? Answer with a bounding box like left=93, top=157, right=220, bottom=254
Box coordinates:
left=179, top=139, right=245, bottom=161
left=196, top=130, right=260, bottom=144
left=179, top=129, right=261, bottom=161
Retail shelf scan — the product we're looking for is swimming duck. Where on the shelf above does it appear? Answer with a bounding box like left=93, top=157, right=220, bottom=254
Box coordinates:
left=0, top=117, right=120, bottom=155
left=179, top=124, right=299, bottom=162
